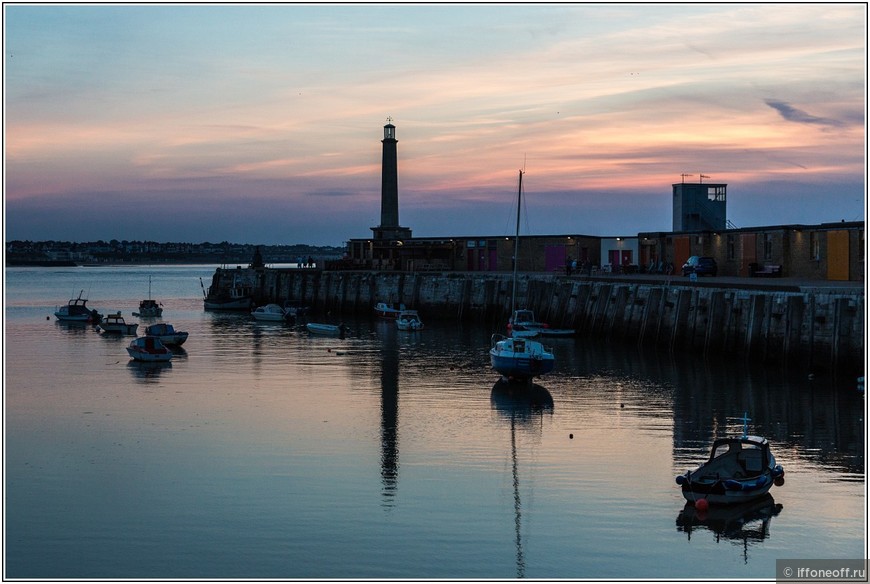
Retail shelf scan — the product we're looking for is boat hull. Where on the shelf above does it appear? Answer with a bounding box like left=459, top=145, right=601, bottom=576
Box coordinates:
left=680, top=475, right=776, bottom=505
left=133, top=308, right=162, bottom=318
left=306, top=323, right=345, bottom=336
left=99, top=324, right=139, bottom=335
left=54, top=312, right=94, bottom=322
left=126, top=348, right=173, bottom=362
left=204, top=298, right=253, bottom=310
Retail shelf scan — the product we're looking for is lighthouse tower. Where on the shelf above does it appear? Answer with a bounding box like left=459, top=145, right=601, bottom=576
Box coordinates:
left=371, top=120, right=412, bottom=242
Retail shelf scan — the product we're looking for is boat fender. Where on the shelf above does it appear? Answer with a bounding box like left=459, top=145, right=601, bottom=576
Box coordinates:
left=675, top=474, right=687, bottom=485
left=772, top=465, right=784, bottom=479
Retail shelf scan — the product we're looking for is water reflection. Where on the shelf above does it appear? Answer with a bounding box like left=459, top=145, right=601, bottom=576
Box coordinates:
left=379, top=320, right=400, bottom=508
left=126, top=360, right=173, bottom=382
left=676, top=494, right=783, bottom=563
left=490, top=380, right=554, bottom=579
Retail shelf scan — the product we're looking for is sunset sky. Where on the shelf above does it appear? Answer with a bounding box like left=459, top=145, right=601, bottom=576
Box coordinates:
left=4, top=4, right=866, bottom=246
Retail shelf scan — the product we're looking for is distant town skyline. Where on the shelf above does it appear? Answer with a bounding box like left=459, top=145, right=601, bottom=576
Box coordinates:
left=4, top=4, right=865, bottom=247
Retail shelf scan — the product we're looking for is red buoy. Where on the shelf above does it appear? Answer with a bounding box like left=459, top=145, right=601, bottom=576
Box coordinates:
left=695, top=498, right=709, bottom=512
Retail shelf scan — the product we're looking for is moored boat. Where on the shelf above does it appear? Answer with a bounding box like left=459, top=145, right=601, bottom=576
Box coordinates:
left=251, top=303, right=290, bottom=322
left=54, top=290, right=102, bottom=323
left=374, top=302, right=405, bottom=319
left=490, top=334, right=556, bottom=380
left=306, top=322, right=347, bottom=336
left=490, top=170, right=557, bottom=380
left=675, top=414, right=785, bottom=506
left=201, top=272, right=254, bottom=310
left=132, top=276, right=163, bottom=317
left=144, top=322, right=189, bottom=346
left=396, top=310, right=424, bottom=331
left=509, top=309, right=575, bottom=338
left=126, top=336, right=173, bottom=362
left=97, top=312, right=139, bottom=334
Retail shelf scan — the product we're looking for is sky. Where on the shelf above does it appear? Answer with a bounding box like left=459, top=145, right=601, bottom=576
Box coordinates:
left=3, top=3, right=866, bottom=247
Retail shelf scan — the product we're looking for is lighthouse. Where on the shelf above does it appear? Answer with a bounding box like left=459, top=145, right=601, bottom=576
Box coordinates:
left=371, top=119, right=412, bottom=242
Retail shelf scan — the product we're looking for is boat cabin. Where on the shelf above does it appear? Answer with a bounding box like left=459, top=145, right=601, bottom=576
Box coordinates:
left=705, top=436, right=770, bottom=478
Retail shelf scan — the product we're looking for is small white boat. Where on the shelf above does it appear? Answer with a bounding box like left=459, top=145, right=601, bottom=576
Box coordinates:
left=306, top=322, right=347, bottom=336
left=509, top=309, right=575, bottom=337
left=133, top=276, right=163, bottom=317
left=126, top=336, right=173, bottom=362
left=97, top=312, right=138, bottom=335
left=54, top=290, right=102, bottom=323
left=251, top=304, right=290, bottom=322
left=374, top=302, right=405, bottom=319
left=144, top=323, right=189, bottom=346
left=490, top=170, right=557, bottom=381
left=490, top=334, right=555, bottom=380
left=396, top=310, right=424, bottom=331
left=675, top=414, right=785, bottom=506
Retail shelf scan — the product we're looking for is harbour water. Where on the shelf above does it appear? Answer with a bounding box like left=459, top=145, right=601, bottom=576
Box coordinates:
left=4, top=265, right=866, bottom=579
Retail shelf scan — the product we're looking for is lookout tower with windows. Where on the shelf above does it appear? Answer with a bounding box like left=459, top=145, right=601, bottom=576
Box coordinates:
left=673, top=178, right=727, bottom=231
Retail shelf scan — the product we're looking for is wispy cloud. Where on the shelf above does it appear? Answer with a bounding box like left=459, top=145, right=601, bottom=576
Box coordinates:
left=764, top=99, right=845, bottom=128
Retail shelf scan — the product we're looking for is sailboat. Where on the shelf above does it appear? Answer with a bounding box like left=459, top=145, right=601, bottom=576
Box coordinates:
left=490, top=170, right=556, bottom=381
left=133, top=275, right=163, bottom=317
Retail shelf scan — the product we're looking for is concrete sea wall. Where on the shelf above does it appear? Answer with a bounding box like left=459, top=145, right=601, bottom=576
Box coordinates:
left=225, top=267, right=864, bottom=373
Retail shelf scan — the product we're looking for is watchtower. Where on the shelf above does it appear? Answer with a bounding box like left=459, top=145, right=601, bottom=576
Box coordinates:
left=673, top=179, right=727, bottom=231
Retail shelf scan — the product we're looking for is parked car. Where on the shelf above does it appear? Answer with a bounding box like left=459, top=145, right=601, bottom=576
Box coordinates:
left=682, top=256, right=718, bottom=276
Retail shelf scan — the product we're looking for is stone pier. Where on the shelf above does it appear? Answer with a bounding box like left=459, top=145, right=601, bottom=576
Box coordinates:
left=211, top=267, right=864, bottom=373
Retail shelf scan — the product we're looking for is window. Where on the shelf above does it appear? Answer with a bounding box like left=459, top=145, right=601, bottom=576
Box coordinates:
left=810, top=233, right=820, bottom=260
left=707, top=186, right=726, bottom=202
left=727, top=235, right=735, bottom=260
left=763, top=234, right=773, bottom=260
left=466, top=240, right=476, bottom=248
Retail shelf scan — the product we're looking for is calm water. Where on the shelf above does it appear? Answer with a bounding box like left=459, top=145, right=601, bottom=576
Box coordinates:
left=4, top=265, right=866, bottom=579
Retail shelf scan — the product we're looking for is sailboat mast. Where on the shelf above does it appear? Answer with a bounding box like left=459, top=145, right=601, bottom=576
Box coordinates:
left=511, top=169, right=523, bottom=314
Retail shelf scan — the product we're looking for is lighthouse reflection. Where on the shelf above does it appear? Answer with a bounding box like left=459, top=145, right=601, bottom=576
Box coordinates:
left=490, top=380, right=554, bottom=579
left=379, top=322, right=400, bottom=508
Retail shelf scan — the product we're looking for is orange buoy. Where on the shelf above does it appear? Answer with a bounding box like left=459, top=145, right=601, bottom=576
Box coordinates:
left=695, top=498, right=709, bottom=512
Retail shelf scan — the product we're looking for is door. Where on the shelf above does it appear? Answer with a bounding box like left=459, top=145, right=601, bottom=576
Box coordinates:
left=827, top=230, right=849, bottom=280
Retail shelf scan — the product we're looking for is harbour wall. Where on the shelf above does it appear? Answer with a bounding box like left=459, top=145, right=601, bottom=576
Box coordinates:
left=231, top=267, right=864, bottom=373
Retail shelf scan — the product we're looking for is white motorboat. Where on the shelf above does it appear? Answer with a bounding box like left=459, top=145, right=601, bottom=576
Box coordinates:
left=144, top=323, right=189, bottom=346
left=509, top=309, right=575, bottom=337
left=126, top=336, right=173, bottom=362
left=396, top=310, right=424, bottom=331
left=251, top=303, right=290, bottom=322
left=54, top=290, right=102, bottom=323
left=374, top=302, right=405, bottom=319
left=490, top=334, right=555, bottom=380
left=97, top=312, right=139, bottom=335
left=306, top=322, right=347, bottom=336
left=490, top=170, right=556, bottom=380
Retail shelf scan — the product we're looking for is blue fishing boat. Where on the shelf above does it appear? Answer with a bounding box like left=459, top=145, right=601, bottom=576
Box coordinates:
left=676, top=414, right=785, bottom=506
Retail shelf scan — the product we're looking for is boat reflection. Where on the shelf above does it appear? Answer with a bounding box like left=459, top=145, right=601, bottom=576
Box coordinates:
left=490, top=379, right=554, bottom=419
left=490, top=380, right=553, bottom=579
left=126, top=360, right=173, bottom=382
left=676, top=494, right=783, bottom=563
